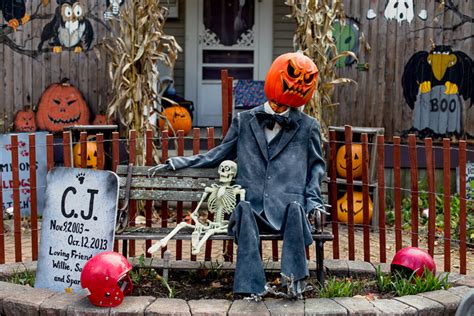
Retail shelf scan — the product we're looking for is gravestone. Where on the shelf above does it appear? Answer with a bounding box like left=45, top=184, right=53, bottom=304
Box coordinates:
left=35, top=167, right=119, bottom=293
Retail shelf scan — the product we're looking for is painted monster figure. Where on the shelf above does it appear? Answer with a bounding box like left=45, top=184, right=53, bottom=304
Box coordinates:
left=149, top=52, right=325, bottom=298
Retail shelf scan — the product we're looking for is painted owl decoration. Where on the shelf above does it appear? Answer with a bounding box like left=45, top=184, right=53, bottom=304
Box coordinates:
left=0, top=0, right=29, bottom=31
left=38, top=0, right=94, bottom=53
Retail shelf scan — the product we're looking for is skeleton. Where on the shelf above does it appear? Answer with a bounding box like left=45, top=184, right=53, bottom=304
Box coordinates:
left=103, top=0, right=124, bottom=20
left=148, top=160, right=245, bottom=255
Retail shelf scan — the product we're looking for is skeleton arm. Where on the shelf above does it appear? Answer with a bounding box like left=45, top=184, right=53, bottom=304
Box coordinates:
left=190, top=189, right=212, bottom=225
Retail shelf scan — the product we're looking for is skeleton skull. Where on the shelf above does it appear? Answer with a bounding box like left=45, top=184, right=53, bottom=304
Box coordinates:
left=218, top=160, right=237, bottom=184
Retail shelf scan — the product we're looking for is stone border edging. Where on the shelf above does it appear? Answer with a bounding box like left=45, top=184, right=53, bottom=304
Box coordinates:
left=0, top=260, right=473, bottom=315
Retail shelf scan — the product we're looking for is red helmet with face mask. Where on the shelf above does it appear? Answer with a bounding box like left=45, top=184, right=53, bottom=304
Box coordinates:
left=81, top=251, right=133, bottom=307
left=391, top=247, right=436, bottom=278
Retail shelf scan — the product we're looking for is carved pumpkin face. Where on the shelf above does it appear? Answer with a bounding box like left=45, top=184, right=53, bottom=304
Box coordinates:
left=73, top=141, right=102, bottom=169
left=14, top=108, right=37, bottom=132
left=336, top=144, right=363, bottom=179
left=337, top=191, right=373, bottom=225
left=36, top=81, right=90, bottom=133
left=158, top=106, right=192, bottom=136
left=264, top=52, right=319, bottom=108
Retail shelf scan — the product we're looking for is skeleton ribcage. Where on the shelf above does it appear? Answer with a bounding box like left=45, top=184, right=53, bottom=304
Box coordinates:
left=207, top=185, right=237, bottom=222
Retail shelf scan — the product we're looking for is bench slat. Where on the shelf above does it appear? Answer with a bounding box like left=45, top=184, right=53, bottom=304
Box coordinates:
left=117, top=165, right=219, bottom=178
left=119, top=190, right=204, bottom=202
left=115, top=227, right=334, bottom=241
left=119, top=177, right=216, bottom=190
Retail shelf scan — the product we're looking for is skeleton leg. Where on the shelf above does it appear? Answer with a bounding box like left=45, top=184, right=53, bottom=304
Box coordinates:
left=148, top=222, right=195, bottom=254
left=192, top=226, right=227, bottom=255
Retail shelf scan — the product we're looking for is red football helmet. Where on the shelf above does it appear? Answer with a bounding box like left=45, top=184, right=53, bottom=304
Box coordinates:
left=81, top=251, right=133, bottom=307
left=391, top=247, right=436, bottom=278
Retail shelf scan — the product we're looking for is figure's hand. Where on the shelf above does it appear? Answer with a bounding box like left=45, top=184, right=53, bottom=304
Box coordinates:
left=308, top=205, right=329, bottom=233
left=148, top=164, right=169, bottom=177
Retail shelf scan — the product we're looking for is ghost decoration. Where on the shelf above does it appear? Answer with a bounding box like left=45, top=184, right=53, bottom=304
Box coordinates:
left=368, top=0, right=427, bottom=23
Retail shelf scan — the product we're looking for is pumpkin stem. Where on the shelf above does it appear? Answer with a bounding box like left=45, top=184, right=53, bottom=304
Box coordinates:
left=60, top=78, right=71, bottom=86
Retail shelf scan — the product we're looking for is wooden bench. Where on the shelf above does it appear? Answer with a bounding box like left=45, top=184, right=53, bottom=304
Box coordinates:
left=114, top=164, right=333, bottom=285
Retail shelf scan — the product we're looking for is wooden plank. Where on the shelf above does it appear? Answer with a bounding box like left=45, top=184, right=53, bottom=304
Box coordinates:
left=329, top=130, right=339, bottom=259
left=112, top=131, right=119, bottom=253
left=0, top=170, right=5, bottom=263
left=221, top=70, right=229, bottom=137
left=96, top=133, right=104, bottom=170
left=119, top=176, right=217, bottom=191
left=361, top=133, right=370, bottom=262
left=161, top=130, right=169, bottom=232
left=345, top=125, right=355, bottom=261
left=129, top=130, right=137, bottom=257
left=443, top=138, right=451, bottom=272
left=80, top=131, right=87, bottom=168
left=116, top=165, right=219, bottom=178
left=458, top=140, right=467, bottom=275
left=29, top=134, right=38, bottom=261
left=46, top=134, right=54, bottom=172
left=11, top=135, right=22, bottom=262
left=116, top=227, right=334, bottom=242
left=63, top=131, right=72, bottom=167
left=408, top=134, right=419, bottom=247
left=393, top=136, right=402, bottom=252
left=191, top=128, right=200, bottom=262
left=145, top=130, right=153, bottom=257
left=176, top=130, right=184, bottom=260
left=205, top=127, right=215, bottom=261
left=424, top=138, right=436, bottom=257
left=377, top=135, right=386, bottom=263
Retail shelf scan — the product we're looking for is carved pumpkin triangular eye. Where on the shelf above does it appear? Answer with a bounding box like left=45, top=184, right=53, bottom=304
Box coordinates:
left=53, top=99, right=61, bottom=105
left=87, top=155, right=91, bottom=160
left=94, top=151, right=97, bottom=157
left=354, top=153, right=359, bottom=160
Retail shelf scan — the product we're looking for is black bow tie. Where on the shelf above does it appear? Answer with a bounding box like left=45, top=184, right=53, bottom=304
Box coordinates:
left=255, top=112, right=294, bottom=130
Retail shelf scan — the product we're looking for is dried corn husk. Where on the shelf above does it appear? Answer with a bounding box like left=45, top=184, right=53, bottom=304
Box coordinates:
left=286, top=0, right=357, bottom=138
left=97, top=0, right=182, bottom=164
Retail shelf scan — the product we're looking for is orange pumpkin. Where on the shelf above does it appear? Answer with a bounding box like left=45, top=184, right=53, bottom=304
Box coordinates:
left=14, top=107, right=37, bottom=132
left=73, top=140, right=103, bottom=169
left=159, top=106, right=192, bottom=136
left=92, top=114, right=114, bottom=125
left=36, top=79, right=90, bottom=133
left=337, top=191, right=373, bottom=225
left=264, top=52, right=319, bottom=108
left=336, top=144, right=363, bottom=179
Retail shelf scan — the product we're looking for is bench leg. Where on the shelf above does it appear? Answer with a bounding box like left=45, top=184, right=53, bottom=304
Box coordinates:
left=315, top=240, right=325, bottom=286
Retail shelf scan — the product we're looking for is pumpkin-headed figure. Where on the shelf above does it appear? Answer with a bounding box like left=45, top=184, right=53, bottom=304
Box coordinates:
left=92, top=113, right=114, bottom=125
left=337, top=191, right=373, bottom=225
left=14, top=107, right=37, bottom=132
left=36, top=79, right=90, bottom=133
left=159, top=106, right=193, bottom=136
left=73, top=139, right=103, bottom=169
left=336, top=144, right=363, bottom=179
left=264, top=52, right=319, bottom=108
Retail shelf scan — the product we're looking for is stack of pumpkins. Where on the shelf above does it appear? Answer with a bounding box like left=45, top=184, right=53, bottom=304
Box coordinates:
left=335, top=144, right=373, bottom=225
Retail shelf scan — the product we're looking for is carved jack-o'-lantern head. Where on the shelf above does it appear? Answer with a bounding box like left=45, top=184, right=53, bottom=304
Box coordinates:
left=36, top=79, right=90, bottom=133
left=14, top=107, right=37, bottom=132
left=264, top=52, right=319, bottom=108
left=336, top=144, right=363, bottom=179
left=337, top=191, right=373, bottom=225
left=73, top=139, right=103, bottom=169
left=158, top=106, right=193, bottom=136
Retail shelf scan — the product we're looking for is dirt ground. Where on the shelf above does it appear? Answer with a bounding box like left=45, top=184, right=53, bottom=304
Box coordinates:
left=3, top=223, right=473, bottom=276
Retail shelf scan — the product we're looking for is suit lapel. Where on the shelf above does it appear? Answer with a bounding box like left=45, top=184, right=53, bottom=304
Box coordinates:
left=249, top=106, right=269, bottom=161
left=269, top=109, right=301, bottom=160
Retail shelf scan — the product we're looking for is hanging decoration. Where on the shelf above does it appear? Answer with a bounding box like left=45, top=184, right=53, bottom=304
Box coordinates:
left=37, top=0, right=94, bottom=53
left=402, top=45, right=473, bottom=136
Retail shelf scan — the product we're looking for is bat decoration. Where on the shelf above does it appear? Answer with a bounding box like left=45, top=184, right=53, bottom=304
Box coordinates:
left=402, top=45, right=474, bottom=136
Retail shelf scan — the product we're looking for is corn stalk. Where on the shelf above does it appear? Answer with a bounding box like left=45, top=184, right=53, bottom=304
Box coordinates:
left=97, top=0, right=181, bottom=164
left=286, top=0, right=357, bottom=137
